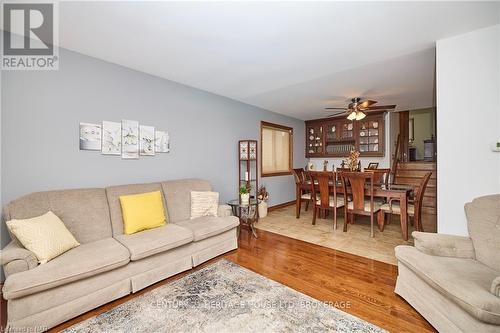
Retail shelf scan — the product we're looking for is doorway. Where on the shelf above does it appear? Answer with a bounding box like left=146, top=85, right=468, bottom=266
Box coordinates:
left=390, top=108, right=437, bottom=231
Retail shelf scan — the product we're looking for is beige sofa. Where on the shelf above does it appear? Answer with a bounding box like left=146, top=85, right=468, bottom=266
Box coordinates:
left=0, top=179, right=239, bottom=331
left=395, top=195, right=500, bottom=333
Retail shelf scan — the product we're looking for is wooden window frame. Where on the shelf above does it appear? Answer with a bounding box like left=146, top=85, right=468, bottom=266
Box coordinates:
left=260, top=121, right=293, bottom=177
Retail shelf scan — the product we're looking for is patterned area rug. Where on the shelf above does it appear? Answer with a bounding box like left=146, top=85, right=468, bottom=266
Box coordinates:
left=63, top=260, right=386, bottom=333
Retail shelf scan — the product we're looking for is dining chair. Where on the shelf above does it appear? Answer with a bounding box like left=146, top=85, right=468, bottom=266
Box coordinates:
left=308, top=171, right=345, bottom=229
left=365, top=168, right=391, bottom=187
left=340, top=171, right=382, bottom=237
left=292, top=168, right=312, bottom=218
left=379, top=172, right=432, bottom=232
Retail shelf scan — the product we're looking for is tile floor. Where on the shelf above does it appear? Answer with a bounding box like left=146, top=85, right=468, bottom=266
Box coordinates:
left=255, top=205, right=421, bottom=265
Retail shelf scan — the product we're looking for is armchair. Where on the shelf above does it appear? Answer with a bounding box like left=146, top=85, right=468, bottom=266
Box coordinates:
left=394, top=195, right=500, bottom=333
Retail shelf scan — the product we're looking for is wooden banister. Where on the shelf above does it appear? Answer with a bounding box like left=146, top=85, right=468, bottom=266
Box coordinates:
left=391, top=134, right=401, bottom=184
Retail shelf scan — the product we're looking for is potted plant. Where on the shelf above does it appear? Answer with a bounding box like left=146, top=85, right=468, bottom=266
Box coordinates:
left=239, top=185, right=251, bottom=205
left=257, top=185, right=269, bottom=218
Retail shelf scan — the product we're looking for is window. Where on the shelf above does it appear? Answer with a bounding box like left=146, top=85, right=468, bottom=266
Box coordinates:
left=261, top=121, right=293, bottom=177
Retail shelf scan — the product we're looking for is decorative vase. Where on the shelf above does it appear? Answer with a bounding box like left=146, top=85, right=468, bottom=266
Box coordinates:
left=258, top=201, right=268, bottom=218
left=240, top=193, right=250, bottom=205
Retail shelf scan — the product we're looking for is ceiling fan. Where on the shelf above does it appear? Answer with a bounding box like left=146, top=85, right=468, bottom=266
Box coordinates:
left=325, top=97, right=396, bottom=121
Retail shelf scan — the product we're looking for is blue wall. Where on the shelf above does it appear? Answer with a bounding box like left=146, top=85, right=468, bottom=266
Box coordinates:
left=1, top=48, right=306, bottom=253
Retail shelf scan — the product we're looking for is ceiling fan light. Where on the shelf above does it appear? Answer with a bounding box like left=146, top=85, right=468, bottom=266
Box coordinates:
left=355, top=111, right=366, bottom=121
left=347, top=111, right=357, bottom=121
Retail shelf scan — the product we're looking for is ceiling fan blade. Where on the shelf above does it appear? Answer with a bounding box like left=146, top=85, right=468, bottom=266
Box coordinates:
left=363, top=108, right=398, bottom=114
left=325, top=107, right=347, bottom=110
left=364, top=105, right=397, bottom=110
left=363, top=109, right=386, bottom=113
left=326, top=111, right=347, bottom=116
left=357, top=100, right=377, bottom=109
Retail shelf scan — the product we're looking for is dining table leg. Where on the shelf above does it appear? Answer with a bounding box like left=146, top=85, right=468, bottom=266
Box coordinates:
left=399, top=193, right=409, bottom=241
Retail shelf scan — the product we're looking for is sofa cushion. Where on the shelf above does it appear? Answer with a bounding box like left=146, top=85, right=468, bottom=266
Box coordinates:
left=175, top=216, right=239, bottom=242
left=161, top=179, right=212, bottom=223
left=106, top=183, right=165, bottom=236
left=4, top=188, right=112, bottom=244
left=120, top=191, right=167, bottom=235
left=465, top=195, right=500, bottom=272
left=396, top=245, right=500, bottom=325
left=3, top=238, right=130, bottom=299
left=190, top=191, right=219, bottom=219
left=115, top=223, right=193, bottom=261
left=6, top=211, right=80, bottom=264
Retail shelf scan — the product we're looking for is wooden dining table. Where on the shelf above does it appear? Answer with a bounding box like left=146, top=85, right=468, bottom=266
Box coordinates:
left=301, top=180, right=414, bottom=240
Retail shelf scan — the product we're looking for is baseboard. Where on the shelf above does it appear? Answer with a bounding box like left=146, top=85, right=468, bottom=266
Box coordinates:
left=268, top=200, right=295, bottom=212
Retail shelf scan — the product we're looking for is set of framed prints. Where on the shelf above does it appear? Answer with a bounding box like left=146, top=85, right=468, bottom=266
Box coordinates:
left=79, top=120, right=170, bottom=159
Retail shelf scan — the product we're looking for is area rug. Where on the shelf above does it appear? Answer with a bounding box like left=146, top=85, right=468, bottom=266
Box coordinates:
left=63, top=259, right=386, bottom=333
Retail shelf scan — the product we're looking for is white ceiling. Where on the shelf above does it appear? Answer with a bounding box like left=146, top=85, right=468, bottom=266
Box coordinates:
left=58, top=1, right=500, bottom=120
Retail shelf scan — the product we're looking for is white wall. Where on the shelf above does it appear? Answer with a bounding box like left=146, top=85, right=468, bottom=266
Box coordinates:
left=309, top=113, right=391, bottom=170
left=436, top=24, right=500, bottom=236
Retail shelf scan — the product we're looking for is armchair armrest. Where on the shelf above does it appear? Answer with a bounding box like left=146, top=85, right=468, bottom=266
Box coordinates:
left=0, top=241, right=38, bottom=277
left=217, top=204, right=232, bottom=217
left=412, top=231, right=476, bottom=259
left=491, top=276, right=500, bottom=297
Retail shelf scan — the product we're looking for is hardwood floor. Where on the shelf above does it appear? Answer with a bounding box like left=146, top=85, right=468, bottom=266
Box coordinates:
left=226, top=229, right=436, bottom=333
left=3, top=229, right=436, bottom=333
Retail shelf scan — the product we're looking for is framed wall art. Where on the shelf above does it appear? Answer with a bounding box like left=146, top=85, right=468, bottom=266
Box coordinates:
left=155, top=130, right=170, bottom=153
left=121, top=119, right=139, bottom=159
left=140, top=125, right=155, bottom=156
left=102, top=121, right=121, bottom=155
left=79, top=122, right=101, bottom=151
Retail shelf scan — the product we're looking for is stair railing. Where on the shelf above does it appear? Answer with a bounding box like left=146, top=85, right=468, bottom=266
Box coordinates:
left=391, top=134, right=402, bottom=184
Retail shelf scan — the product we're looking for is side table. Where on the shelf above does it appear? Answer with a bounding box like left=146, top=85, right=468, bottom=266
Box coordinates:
left=227, top=199, right=258, bottom=238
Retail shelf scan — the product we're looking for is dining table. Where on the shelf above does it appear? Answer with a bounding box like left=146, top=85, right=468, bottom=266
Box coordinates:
left=301, top=180, right=414, bottom=240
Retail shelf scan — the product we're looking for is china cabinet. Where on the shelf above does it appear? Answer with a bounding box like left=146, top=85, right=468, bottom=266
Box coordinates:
left=306, top=124, right=323, bottom=157
left=305, top=113, right=385, bottom=158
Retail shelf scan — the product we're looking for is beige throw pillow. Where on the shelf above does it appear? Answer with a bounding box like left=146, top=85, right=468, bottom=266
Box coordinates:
left=190, top=191, right=219, bottom=219
left=6, top=211, right=80, bottom=264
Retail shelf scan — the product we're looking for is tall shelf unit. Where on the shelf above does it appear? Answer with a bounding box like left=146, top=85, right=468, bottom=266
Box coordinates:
left=238, top=140, right=258, bottom=199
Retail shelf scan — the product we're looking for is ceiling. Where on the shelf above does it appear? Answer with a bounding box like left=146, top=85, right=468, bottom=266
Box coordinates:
left=57, top=1, right=500, bottom=120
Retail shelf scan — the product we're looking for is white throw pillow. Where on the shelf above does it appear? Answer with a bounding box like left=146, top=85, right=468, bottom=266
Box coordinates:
left=6, top=211, right=80, bottom=264
left=190, top=191, right=219, bottom=219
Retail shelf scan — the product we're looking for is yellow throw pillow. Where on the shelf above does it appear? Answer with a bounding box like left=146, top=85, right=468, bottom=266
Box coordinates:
left=6, top=211, right=80, bottom=264
left=119, top=191, right=166, bottom=235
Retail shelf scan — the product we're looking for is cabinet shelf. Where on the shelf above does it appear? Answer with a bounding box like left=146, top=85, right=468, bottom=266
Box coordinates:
left=325, top=139, right=356, bottom=144
left=305, top=114, right=385, bottom=158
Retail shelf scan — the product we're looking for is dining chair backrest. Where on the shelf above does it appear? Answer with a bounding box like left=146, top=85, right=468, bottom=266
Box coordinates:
left=335, top=168, right=351, bottom=182
left=365, top=168, right=391, bottom=186
left=414, top=172, right=432, bottom=218
left=292, top=168, right=305, bottom=185
left=340, top=171, right=375, bottom=211
left=308, top=171, right=336, bottom=209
